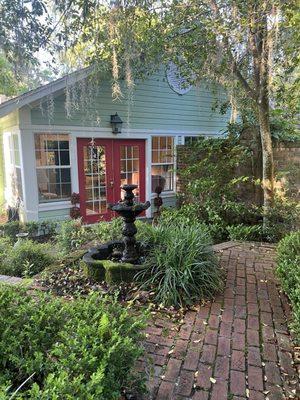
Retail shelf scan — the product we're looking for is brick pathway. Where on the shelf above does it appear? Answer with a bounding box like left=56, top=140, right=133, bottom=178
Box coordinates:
left=142, top=242, right=299, bottom=400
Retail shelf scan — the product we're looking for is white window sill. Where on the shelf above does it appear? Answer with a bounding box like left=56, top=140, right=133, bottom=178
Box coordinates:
left=151, top=191, right=176, bottom=199
left=38, top=201, right=72, bottom=211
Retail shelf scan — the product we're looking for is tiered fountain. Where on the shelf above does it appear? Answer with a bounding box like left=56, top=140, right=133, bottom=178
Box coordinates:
left=82, top=184, right=150, bottom=284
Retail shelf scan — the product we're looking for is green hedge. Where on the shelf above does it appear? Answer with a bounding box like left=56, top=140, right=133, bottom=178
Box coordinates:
left=0, top=239, right=54, bottom=278
left=0, top=286, right=146, bottom=399
left=276, top=230, right=300, bottom=342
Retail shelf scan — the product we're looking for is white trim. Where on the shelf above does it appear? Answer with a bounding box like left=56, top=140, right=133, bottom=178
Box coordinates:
left=39, top=201, right=71, bottom=211
left=151, top=191, right=176, bottom=199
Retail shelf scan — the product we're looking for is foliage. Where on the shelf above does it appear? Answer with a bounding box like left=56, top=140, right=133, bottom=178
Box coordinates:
left=92, top=217, right=123, bottom=243
left=276, top=231, right=300, bottom=341
left=0, top=0, right=53, bottom=95
left=270, top=109, right=300, bottom=142
left=262, top=198, right=300, bottom=243
left=0, top=240, right=54, bottom=278
left=227, top=224, right=263, bottom=242
left=180, top=134, right=252, bottom=203
left=56, top=219, right=92, bottom=254
left=0, top=237, right=12, bottom=260
left=137, top=222, right=223, bottom=307
left=0, top=220, right=57, bottom=241
left=0, top=286, right=146, bottom=399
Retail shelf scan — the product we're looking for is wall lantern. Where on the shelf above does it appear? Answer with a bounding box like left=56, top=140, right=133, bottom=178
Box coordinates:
left=110, top=112, right=123, bottom=134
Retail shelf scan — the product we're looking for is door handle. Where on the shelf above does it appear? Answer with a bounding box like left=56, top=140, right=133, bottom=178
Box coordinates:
left=110, top=180, right=114, bottom=188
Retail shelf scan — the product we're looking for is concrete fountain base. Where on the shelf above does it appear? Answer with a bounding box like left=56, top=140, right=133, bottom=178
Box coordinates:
left=82, top=241, right=146, bottom=284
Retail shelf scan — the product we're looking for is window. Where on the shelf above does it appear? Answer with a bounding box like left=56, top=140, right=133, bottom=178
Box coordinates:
left=151, top=136, right=174, bottom=192
left=185, top=136, right=199, bottom=145
left=35, top=134, right=72, bottom=203
left=8, top=134, right=23, bottom=201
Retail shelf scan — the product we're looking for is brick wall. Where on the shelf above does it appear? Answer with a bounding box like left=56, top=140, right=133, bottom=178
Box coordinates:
left=176, top=138, right=300, bottom=204
left=273, top=141, right=300, bottom=199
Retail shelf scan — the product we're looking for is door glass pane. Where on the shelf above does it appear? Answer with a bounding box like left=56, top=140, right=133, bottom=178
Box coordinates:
left=120, top=145, right=140, bottom=200
left=84, top=145, right=107, bottom=215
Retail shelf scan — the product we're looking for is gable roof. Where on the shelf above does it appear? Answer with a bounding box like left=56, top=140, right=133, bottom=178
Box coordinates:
left=0, top=67, right=92, bottom=119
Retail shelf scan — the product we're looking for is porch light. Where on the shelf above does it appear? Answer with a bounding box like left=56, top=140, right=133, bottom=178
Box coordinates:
left=110, top=112, right=123, bottom=134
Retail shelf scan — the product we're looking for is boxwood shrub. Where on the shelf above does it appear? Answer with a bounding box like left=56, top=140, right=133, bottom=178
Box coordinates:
left=276, top=230, right=300, bottom=342
left=0, top=240, right=54, bottom=278
left=0, top=286, right=146, bottom=399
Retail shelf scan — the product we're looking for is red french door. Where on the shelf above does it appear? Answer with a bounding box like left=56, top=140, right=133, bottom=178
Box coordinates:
left=77, top=138, right=146, bottom=223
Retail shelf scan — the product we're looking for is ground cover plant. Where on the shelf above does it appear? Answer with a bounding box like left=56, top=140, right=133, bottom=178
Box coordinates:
left=0, top=285, right=146, bottom=399
left=276, top=230, right=300, bottom=342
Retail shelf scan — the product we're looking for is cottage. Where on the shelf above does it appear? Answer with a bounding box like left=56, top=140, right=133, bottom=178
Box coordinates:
left=0, top=66, right=231, bottom=223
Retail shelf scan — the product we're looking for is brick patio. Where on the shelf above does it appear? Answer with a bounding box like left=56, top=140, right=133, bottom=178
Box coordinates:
left=142, top=242, right=299, bottom=400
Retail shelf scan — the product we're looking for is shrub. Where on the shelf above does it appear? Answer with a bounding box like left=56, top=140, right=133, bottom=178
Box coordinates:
left=0, top=220, right=58, bottom=242
left=276, top=231, right=300, bottom=342
left=227, top=224, right=263, bottom=241
left=263, top=198, right=300, bottom=242
left=92, top=217, right=123, bottom=243
left=0, top=240, right=54, bottom=277
left=56, top=219, right=92, bottom=254
left=0, top=286, right=146, bottom=399
left=137, top=222, right=223, bottom=307
left=0, top=221, right=20, bottom=241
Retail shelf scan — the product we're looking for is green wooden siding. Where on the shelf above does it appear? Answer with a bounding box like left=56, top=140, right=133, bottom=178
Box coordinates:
left=0, top=134, right=4, bottom=208
left=0, top=111, right=19, bottom=130
left=31, top=73, right=230, bottom=134
left=38, top=208, right=71, bottom=221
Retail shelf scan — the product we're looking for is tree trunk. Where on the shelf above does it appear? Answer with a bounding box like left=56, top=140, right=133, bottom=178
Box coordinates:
left=257, top=98, right=275, bottom=213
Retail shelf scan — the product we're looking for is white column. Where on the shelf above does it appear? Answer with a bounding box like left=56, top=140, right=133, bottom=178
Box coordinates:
left=70, top=134, right=79, bottom=193
left=145, top=136, right=152, bottom=218
left=19, top=107, right=39, bottom=221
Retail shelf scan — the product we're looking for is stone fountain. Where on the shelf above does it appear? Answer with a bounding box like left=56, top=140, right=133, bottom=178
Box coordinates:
left=82, top=184, right=150, bottom=284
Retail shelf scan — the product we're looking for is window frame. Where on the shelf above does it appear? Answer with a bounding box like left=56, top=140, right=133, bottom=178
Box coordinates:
left=151, top=136, right=175, bottom=194
left=35, top=133, right=72, bottom=204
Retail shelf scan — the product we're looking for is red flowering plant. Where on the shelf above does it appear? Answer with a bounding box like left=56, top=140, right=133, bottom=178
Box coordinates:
left=70, top=193, right=81, bottom=219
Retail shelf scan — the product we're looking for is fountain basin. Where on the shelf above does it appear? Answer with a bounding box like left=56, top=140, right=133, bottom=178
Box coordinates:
left=82, top=241, right=146, bottom=284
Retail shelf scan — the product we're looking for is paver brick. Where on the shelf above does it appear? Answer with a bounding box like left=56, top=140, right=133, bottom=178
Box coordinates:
left=232, top=332, right=245, bottom=350
left=196, top=363, right=213, bottom=389
left=204, top=329, right=218, bottom=345
left=230, top=370, right=246, bottom=396
left=248, top=366, right=264, bottom=391
left=231, top=350, right=245, bottom=371
left=219, top=322, right=232, bottom=338
left=265, top=362, right=282, bottom=385
left=173, top=339, right=189, bottom=359
left=177, top=369, right=195, bottom=397
left=247, top=330, right=260, bottom=346
left=200, top=344, right=216, bottom=364
left=164, top=358, right=182, bottom=382
left=248, top=390, right=265, bottom=400
left=210, top=379, right=228, bottom=400
left=214, top=356, right=229, bottom=380
left=156, top=381, right=175, bottom=400
left=217, top=337, right=231, bottom=356
left=183, top=348, right=201, bottom=371
left=233, top=319, right=246, bottom=333
left=192, top=390, right=209, bottom=400
left=263, top=343, right=277, bottom=361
